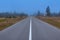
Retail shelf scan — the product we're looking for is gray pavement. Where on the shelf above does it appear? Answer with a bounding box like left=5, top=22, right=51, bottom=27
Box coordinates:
left=32, top=17, right=60, bottom=40
left=0, top=18, right=30, bottom=40
left=0, top=17, right=60, bottom=40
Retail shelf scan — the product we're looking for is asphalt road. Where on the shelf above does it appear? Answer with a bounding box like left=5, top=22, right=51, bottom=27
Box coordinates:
left=0, top=17, right=60, bottom=40
left=32, top=17, right=60, bottom=40
left=0, top=18, right=30, bottom=40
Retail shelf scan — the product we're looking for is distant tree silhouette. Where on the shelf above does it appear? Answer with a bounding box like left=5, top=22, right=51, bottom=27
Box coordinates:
left=58, top=12, right=60, bottom=16
left=36, top=11, right=41, bottom=16
left=38, top=11, right=40, bottom=16
left=46, top=6, right=51, bottom=16
left=19, top=13, right=28, bottom=16
left=19, top=13, right=28, bottom=18
left=0, top=12, right=28, bottom=18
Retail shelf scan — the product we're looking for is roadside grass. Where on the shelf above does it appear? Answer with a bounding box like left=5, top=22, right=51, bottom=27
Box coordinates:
left=0, top=17, right=26, bottom=31
left=37, top=16, right=60, bottom=28
left=0, top=23, right=12, bottom=31
left=43, top=19, right=60, bottom=28
left=0, top=19, right=6, bottom=22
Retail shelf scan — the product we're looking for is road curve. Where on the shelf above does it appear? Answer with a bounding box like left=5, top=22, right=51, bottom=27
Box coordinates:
left=32, top=17, right=60, bottom=40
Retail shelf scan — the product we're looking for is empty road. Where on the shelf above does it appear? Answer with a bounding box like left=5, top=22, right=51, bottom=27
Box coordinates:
left=0, top=17, right=60, bottom=40
left=32, top=17, right=60, bottom=40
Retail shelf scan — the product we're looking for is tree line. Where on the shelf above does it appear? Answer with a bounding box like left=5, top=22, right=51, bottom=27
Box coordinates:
left=36, top=6, right=60, bottom=17
left=0, top=6, right=60, bottom=17
left=0, top=12, right=28, bottom=18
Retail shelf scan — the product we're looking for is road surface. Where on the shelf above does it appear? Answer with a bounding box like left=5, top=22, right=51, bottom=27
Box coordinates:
left=32, top=17, right=60, bottom=40
left=0, top=17, right=60, bottom=40
left=0, top=18, right=30, bottom=40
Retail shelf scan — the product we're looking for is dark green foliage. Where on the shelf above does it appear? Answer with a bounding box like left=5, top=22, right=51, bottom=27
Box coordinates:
left=0, top=12, right=28, bottom=18
left=37, top=11, right=41, bottom=16
left=46, top=6, right=51, bottom=16
left=36, top=11, right=43, bottom=16
left=19, top=13, right=28, bottom=16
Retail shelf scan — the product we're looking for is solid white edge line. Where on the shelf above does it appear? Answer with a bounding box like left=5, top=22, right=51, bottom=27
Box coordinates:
left=29, top=19, right=32, bottom=40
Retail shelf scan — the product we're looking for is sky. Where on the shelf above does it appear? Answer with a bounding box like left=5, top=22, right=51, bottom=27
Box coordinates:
left=0, top=0, right=60, bottom=14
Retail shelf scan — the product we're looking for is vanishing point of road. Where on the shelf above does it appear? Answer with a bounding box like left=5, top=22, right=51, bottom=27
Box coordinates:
left=0, top=17, right=60, bottom=40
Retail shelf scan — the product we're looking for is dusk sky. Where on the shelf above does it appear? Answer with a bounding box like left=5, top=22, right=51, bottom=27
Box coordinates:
left=0, top=0, right=60, bottom=14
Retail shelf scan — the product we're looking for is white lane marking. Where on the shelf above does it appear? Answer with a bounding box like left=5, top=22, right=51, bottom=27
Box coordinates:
left=29, top=19, right=32, bottom=40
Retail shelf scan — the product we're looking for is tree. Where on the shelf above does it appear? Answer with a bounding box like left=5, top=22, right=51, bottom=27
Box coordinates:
left=46, top=6, right=51, bottom=16
left=58, top=12, right=60, bottom=16
left=19, top=13, right=28, bottom=16
left=36, top=11, right=41, bottom=16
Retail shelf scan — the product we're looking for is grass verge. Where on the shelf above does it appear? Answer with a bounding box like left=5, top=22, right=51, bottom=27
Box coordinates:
left=0, top=17, right=26, bottom=31
left=37, top=16, right=60, bottom=29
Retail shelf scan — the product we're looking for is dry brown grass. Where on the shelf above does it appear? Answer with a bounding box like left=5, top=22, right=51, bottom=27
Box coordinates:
left=0, top=17, right=26, bottom=31
left=37, top=16, right=60, bottom=28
